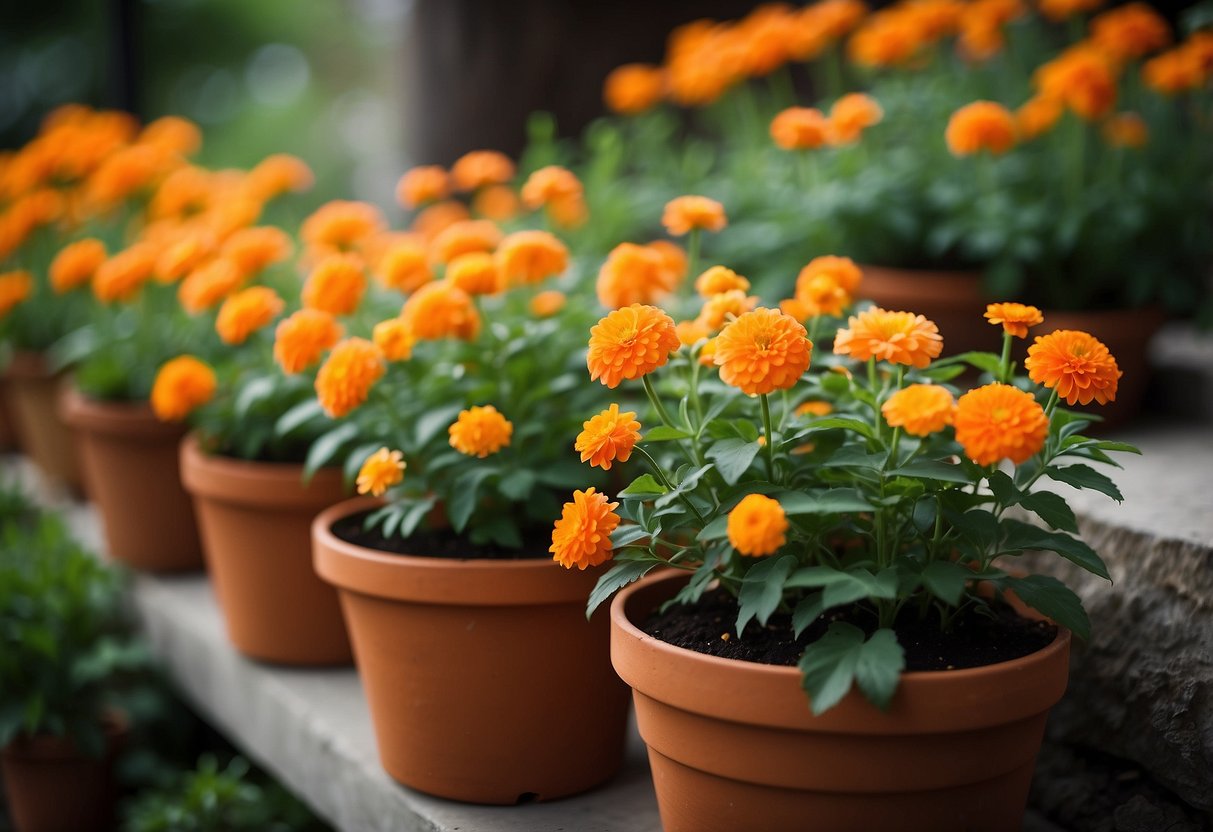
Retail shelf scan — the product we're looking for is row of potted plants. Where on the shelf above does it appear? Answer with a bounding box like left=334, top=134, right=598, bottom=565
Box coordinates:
left=0, top=66, right=1144, bottom=832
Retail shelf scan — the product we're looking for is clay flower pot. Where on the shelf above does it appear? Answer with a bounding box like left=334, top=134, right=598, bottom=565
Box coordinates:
left=59, top=387, right=203, bottom=572
left=313, top=497, right=631, bottom=804
left=858, top=265, right=991, bottom=357
left=0, top=376, right=19, bottom=452
left=0, top=713, right=127, bottom=832
left=612, top=571, right=1071, bottom=832
left=180, top=434, right=352, bottom=665
left=2, top=352, right=84, bottom=492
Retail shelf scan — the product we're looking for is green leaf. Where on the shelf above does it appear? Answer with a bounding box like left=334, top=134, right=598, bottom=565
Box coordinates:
left=1087, top=440, right=1141, bottom=455
left=777, top=489, right=875, bottom=514
left=798, top=623, right=905, bottom=714
left=610, top=525, right=651, bottom=547
left=706, top=438, right=762, bottom=485
left=619, top=474, right=668, bottom=498
left=888, top=459, right=971, bottom=484
left=1003, top=575, right=1090, bottom=640
left=792, top=593, right=824, bottom=637
left=1047, top=463, right=1123, bottom=502
left=953, top=351, right=1003, bottom=376
left=947, top=508, right=1001, bottom=551
left=304, top=423, right=359, bottom=479
left=447, top=467, right=498, bottom=533
left=1000, top=519, right=1110, bottom=580
left=644, top=425, right=692, bottom=442
left=921, top=560, right=970, bottom=606
left=736, top=555, right=797, bottom=635
left=987, top=471, right=1019, bottom=505
left=1018, top=491, right=1079, bottom=533
left=798, top=416, right=875, bottom=439
left=274, top=399, right=324, bottom=439
left=234, top=377, right=276, bottom=420
left=415, top=403, right=463, bottom=447
left=497, top=469, right=536, bottom=501
left=586, top=560, right=658, bottom=617
left=697, top=515, right=729, bottom=541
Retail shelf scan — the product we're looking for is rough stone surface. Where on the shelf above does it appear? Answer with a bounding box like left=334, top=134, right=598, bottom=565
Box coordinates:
left=1149, top=323, right=1213, bottom=424
left=1025, top=426, right=1213, bottom=813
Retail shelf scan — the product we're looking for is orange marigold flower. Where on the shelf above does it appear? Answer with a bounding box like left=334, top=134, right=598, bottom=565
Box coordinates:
left=155, top=231, right=216, bottom=284
left=0, top=270, right=34, bottom=317
left=1039, top=0, right=1104, bottom=21
left=1090, top=2, right=1170, bottom=60
left=93, top=243, right=157, bottom=304
left=314, top=338, right=385, bottom=418
left=246, top=153, right=314, bottom=201
left=530, top=290, right=567, bottom=318
left=221, top=226, right=292, bottom=278
left=542, top=194, right=587, bottom=229
left=178, top=258, right=243, bottom=314
left=303, top=254, right=366, bottom=316
left=662, top=195, right=727, bottom=237
left=301, top=200, right=385, bottom=256
left=50, top=238, right=106, bottom=294
left=495, top=229, right=569, bottom=287
left=799, top=255, right=862, bottom=296
left=446, top=251, right=499, bottom=296
left=604, top=63, right=666, bottom=115
left=697, top=288, right=759, bottom=332
left=550, top=487, right=620, bottom=570
left=84, top=144, right=163, bottom=208
left=1142, top=48, right=1203, bottom=95
left=576, top=404, right=641, bottom=471
left=699, top=337, right=719, bottom=367
left=946, top=101, right=1017, bottom=156
left=356, top=447, right=406, bottom=497
left=449, top=405, right=513, bottom=458
left=695, top=265, right=750, bottom=297
left=597, top=242, right=679, bottom=309
left=396, top=165, right=449, bottom=209
left=430, top=219, right=504, bottom=265
left=1015, top=96, right=1064, bottom=141
left=412, top=200, right=471, bottom=242
left=881, top=384, right=956, bottom=436
left=848, top=13, right=921, bottom=68
left=834, top=307, right=943, bottom=368
left=715, top=307, right=812, bottom=395
left=587, top=304, right=680, bottom=388
left=274, top=309, right=343, bottom=375
left=400, top=281, right=481, bottom=341
left=648, top=240, right=688, bottom=284
left=520, top=166, right=583, bottom=210
left=1102, top=112, right=1148, bottom=148
left=727, top=494, right=788, bottom=557
left=372, top=317, right=416, bottom=362
left=139, top=115, right=202, bottom=158
left=827, top=93, right=884, bottom=145
left=471, top=185, right=520, bottom=222
left=785, top=275, right=850, bottom=320
left=770, top=107, right=830, bottom=150
left=151, top=356, right=216, bottom=422
left=1025, top=329, right=1121, bottom=406
left=215, top=286, right=284, bottom=346
left=450, top=150, right=515, bottom=192
left=954, top=383, right=1048, bottom=465
left=1033, top=46, right=1117, bottom=121
left=677, top=319, right=711, bottom=347
left=377, top=239, right=433, bottom=293
left=985, top=302, right=1043, bottom=338
left=796, top=400, right=833, bottom=417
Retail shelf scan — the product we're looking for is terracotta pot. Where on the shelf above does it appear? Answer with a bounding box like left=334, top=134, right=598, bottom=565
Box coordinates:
left=612, top=571, right=1071, bottom=832
left=59, top=387, right=203, bottom=572
left=313, top=498, right=631, bottom=804
left=2, top=353, right=84, bottom=492
left=0, top=376, right=18, bottom=452
left=0, top=713, right=127, bottom=832
left=180, top=435, right=352, bottom=665
left=858, top=265, right=992, bottom=356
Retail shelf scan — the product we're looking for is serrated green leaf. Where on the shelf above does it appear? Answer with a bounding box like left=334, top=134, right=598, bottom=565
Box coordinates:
left=921, top=560, right=970, bottom=605
left=792, top=593, right=825, bottom=637
left=889, top=459, right=972, bottom=484
left=586, top=560, right=658, bottom=617
left=706, top=438, right=762, bottom=485
left=736, top=555, right=797, bottom=635
left=697, top=515, right=729, bottom=541
left=304, top=423, right=359, bottom=479
left=498, top=469, right=536, bottom=501
left=799, top=416, right=875, bottom=439
left=448, top=467, right=498, bottom=533
left=777, top=489, right=875, bottom=514
left=987, top=470, right=1019, bottom=505
left=1000, top=519, right=1110, bottom=579
left=854, top=628, right=905, bottom=711
left=1018, top=491, right=1078, bottom=533
left=274, top=399, right=324, bottom=439
left=1003, top=574, right=1090, bottom=640
left=644, top=425, right=692, bottom=442
left=1046, top=463, right=1123, bottom=502
left=233, top=376, right=276, bottom=420
left=799, top=622, right=863, bottom=715
left=619, top=473, right=667, bottom=497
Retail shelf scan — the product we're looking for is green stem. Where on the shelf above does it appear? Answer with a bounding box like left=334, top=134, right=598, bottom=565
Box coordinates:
left=686, top=229, right=701, bottom=283
left=634, top=445, right=705, bottom=523
left=642, top=373, right=677, bottom=429
left=999, top=331, right=1013, bottom=383
left=760, top=393, right=777, bottom=481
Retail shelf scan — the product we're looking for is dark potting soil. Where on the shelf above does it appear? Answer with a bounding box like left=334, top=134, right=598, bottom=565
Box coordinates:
left=642, top=589, right=1058, bottom=672
left=331, top=510, right=552, bottom=560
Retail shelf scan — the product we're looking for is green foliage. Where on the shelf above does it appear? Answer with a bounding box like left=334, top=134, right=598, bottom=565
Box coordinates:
left=122, top=755, right=327, bottom=832
left=0, top=494, right=147, bottom=755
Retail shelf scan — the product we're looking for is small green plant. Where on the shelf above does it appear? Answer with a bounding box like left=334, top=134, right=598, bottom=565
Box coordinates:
left=122, top=754, right=328, bottom=832
left=0, top=494, right=147, bottom=755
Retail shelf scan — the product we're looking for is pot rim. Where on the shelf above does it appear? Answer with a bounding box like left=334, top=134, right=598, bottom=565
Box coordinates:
left=312, top=497, right=601, bottom=606
left=611, top=570, right=1071, bottom=735
left=2, top=351, right=60, bottom=380
left=59, top=386, right=184, bottom=439
left=1, top=709, right=129, bottom=761
left=179, top=433, right=346, bottom=508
